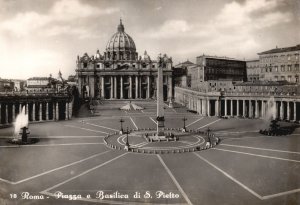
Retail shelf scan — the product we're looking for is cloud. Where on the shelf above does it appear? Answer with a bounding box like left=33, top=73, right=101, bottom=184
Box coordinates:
left=144, top=0, right=293, bottom=60
left=0, top=0, right=119, bottom=38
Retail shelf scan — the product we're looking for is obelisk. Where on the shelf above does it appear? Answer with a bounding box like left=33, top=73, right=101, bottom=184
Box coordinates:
left=156, top=56, right=165, bottom=136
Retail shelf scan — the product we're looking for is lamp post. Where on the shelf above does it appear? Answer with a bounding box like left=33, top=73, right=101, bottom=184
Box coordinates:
left=119, top=118, right=124, bottom=134
left=207, top=127, right=211, bottom=143
left=182, top=117, right=187, bottom=132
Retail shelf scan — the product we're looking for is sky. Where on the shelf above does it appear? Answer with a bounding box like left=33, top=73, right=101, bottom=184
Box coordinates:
left=0, top=0, right=299, bottom=79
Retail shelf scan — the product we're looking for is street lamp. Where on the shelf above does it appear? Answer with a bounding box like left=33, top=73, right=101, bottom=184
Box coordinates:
left=182, top=117, right=187, bottom=132
left=119, top=118, right=124, bottom=134
left=126, top=127, right=130, bottom=147
left=207, top=127, right=211, bottom=143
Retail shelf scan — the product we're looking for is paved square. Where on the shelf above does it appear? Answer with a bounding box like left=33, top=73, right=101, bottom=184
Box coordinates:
left=0, top=101, right=299, bottom=205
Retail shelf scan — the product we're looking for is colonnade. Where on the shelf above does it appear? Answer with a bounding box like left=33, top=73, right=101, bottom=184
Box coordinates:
left=175, top=87, right=300, bottom=122
left=0, top=101, right=73, bottom=126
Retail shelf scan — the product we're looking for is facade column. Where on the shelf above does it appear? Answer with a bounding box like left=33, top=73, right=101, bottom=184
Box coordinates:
left=237, top=100, right=239, bottom=117
left=129, top=76, right=132, bottom=98
left=243, top=100, right=246, bottom=117
left=65, top=102, right=69, bottom=120
left=100, top=76, right=105, bottom=98
left=287, top=101, right=290, bottom=121
left=110, top=76, right=113, bottom=99
left=56, top=102, right=59, bottom=120
left=5, top=104, right=8, bottom=124
left=114, top=76, right=117, bottom=99
left=39, top=103, right=43, bottom=121
left=249, top=100, right=252, bottom=118
left=12, top=104, right=15, bottom=122
left=135, top=76, right=138, bottom=99
left=230, top=99, right=233, bottom=117
left=139, top=76, right=142, bottom=98
left=280, top=101, right=284, bottom=120
left=147, top=76, right=150, bottom=99
left=262, top=101, right=265, bottom=118
left=255, top=100, right=259, bottom=118
left=120, top=76, right=123, bottom=99
left=46, top=103, right=49, bottom=121
left=294, top=102, right=297, bottom=121
left=32, top=103, right=36, bottom=121
left=225, top=99, right=227, bottom=116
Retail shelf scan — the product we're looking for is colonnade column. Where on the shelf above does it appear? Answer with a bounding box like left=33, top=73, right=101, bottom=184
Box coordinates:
left=168, top=76, right=172, bottom=99
left=120, top=76, right=123, bottom=99
left=65, top=102, right=69, bottom=120
left=280, top=101, right=284, bottom=120
left=294, top=102, right=297, bottom=121
left=56, top=103, right=59, bottom=120
left=32, top=103, right=36, bottom=121
left=12, top=104, right=15, bottom=122
left=5, top=104, right=8, bottom=124
left=129, top=76, right=132, bottom=98
left=114, top=76, right=117, bottom=99
left=39, top=103, right=43, bottom=121
left=237, top=100, right=240, bottom=117
left=147, top=76, right=150, bottom=99
left=207, top=99, right=210, bottom=117
left=101, top=76, right=104, bottom=98
left=287, top=101, right=290, bottom=120
left=135, top=76, right=138, bottom=99
left=243, top=100, right=246, bottom=117
left=46, top=103, right=49, bottom=121
left=225, top=99, right=227, bottom=116
left=215, top=100, right=219, bottom=116
left=255, top=100, right=259, bottom=118
left=110, top=76, right=113, bottom=99
left=230, top=100, right=233, bottom=117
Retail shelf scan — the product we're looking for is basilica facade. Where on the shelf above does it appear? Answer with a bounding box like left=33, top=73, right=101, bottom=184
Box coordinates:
left=76, top=20, right=173, bottom=101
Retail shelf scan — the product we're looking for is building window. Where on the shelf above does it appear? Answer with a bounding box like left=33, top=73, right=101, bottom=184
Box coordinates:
left=275, top=76, right=278, bottom=81
left=288, top=76, right=292, bottom=82
left=281, top=76, right=285, bottom=81
left=295, top=64, right=299, bottom=71
left=281, top=65, right=285, bottom=72
left=83, top=63, right=87, bottom=68
left=275, top=66, right=278, bottom=72
left=295, top=54, right=299, bottom=60
left=288, top=65, right=292, bottom=71
left=96, top=64, right=100, bottom=68
left=287, top=54, right=291, bottom=61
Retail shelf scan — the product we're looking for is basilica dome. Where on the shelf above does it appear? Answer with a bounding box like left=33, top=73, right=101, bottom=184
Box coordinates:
left=105, top=20, right=138, bottom=61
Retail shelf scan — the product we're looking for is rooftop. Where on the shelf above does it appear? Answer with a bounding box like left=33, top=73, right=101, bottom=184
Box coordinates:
left=258, top=44, right=300, bottom=55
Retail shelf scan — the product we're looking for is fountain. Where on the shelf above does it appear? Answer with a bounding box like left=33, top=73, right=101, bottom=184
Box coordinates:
left=8, top=106, right=38, bottom=145
left=259, top=96, right=293, bottom=136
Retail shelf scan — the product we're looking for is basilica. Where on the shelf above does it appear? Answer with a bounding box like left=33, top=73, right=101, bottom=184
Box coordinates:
left=76, top=20, right=173, bottom=101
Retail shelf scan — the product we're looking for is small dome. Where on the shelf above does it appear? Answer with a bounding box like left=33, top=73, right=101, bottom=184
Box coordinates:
left=106, top=19, right=136, bottom=52
left=142, top=50, right=151, bottom=61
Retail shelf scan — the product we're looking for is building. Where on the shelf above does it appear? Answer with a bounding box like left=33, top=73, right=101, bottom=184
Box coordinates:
left=258, top=44, right=300, bottom=83
left=196, top=55, right=247, bottom=82
left=0, top=78, right=15, bottom=92
left=246, top=59, right=260, bottom=82
left=76, top=20, right=173, bottom=101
